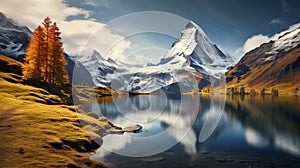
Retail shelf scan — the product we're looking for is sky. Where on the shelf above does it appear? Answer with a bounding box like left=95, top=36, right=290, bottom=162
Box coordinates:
left=1, top=0, right=300, bottom=64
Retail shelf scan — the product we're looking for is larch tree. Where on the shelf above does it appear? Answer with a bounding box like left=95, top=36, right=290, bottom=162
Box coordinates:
left=42, top=17, right=51, bottom=83
left=48, top=22, right=69, bottom=85
left=23, top=17, right=69, bottom=85
left=23, top=26, right=46, bottom=80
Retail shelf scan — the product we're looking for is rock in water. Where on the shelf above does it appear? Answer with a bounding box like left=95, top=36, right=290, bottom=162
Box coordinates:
left=122, top=124, right=143, bottom=133
left=109, top=124, right=143, bottom=134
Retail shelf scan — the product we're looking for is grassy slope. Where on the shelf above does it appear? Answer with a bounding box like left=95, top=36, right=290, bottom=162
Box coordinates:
left=225, top=47, right=300, bottom=95
left=0, top=56, right=110, bottom=168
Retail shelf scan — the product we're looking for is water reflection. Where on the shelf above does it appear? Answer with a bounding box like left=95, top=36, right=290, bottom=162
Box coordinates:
left=225, top=95, right=300, bottom=156
left=91, top=94, right=200, bottom=157
left=90, top=95, right=300, bottom=167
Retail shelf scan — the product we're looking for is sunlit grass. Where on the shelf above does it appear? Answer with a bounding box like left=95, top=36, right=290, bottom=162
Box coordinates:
left=0, top=56, right=109, bottom=167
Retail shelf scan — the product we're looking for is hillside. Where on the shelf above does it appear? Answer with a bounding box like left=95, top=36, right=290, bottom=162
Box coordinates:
left=0, top=55, right=110, bottom=168
left=225, top=28, right=300, bottom=95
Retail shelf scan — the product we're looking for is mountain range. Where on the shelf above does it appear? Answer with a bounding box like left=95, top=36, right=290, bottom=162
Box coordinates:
left=1, top=12, right=299, bottom=94
left=75, top=21, right=235, bottom=92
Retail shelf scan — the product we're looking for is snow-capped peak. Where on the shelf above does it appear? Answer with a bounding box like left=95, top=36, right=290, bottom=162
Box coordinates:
left=80, top=21, right=234, bottom=92
left=185, top=21, right=209, bottom=42
left=75, top=49, right=104, bottom=63
left=0, top=12, right=32, bottom=38
left=272, top=26, right=300, bottom=53
left=159, top=21, right=234, bottom=78
left=0, top=12, right=32, bottom=60
left=161, top=22, right=197, bottom=61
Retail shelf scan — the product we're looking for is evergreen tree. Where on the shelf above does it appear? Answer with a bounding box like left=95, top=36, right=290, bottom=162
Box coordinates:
left=23, top=17, right=69, bottom=85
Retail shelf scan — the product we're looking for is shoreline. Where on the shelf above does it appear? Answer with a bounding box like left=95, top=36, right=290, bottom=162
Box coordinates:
left=75, top=85, right=299, bottom=99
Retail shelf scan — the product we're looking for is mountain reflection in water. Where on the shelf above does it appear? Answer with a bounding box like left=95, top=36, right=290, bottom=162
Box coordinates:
left=89, top=95, right=300, bottom=167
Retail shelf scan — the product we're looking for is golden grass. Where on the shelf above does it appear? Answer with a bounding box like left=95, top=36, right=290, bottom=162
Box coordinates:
left=225, top=48, right=300, bottom=95
left=0, top=61, right=109, bottom=167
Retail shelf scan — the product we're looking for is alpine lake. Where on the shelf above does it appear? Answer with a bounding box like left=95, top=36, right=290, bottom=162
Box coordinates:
left=83, top=94, right=300, bottom=168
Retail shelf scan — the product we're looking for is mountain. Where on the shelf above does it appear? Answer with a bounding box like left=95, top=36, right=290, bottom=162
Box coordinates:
left=225, top=26, right=300, bottom=94
left=127, top=21, right=235, bottom=92
left=158, top=21, right=234, bottom=78
left=89, top=21, right=234, bottom=92
left=72, top=49, right=142, bottom=87
left=0, top=12, right=90, bottom=84
left=0, top=12, right=32, bottom=61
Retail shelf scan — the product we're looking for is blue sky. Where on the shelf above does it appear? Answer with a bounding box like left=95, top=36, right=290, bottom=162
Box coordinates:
left=65, top=0, right=300, bottom=55
left=1, top=0, right=300, bottom=64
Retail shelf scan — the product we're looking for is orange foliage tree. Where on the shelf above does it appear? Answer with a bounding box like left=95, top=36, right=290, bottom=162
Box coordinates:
left=23, top=17, right=68, bottom=85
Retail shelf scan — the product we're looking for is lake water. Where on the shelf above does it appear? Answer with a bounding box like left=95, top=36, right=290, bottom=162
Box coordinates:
left=89, top=94, right=300, bottom=167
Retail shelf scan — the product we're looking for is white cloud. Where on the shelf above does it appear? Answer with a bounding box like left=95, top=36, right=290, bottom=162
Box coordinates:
left=0, top=0, right=89, bottom=30
left=130, top=54, right=155, bottom=65
left=82, top=0, right=109, bottom=8
left=123, top=47, right=167, bottom=65
left=105, top=38, right=132, bottom=60
left=243, top=34, right=270, bottom=53
left=270, top=18, right=283, bottom=25
left=231, top=47, right=244, bottom=61
left=233, top=22, right=300, bottom=58
left=0, top=0, right=131, bottom=58
left=82, top=27, right=132, bottom=60
left=56, top=20, right=105, bottom=56
left=58, top=20, right=131, bottom=58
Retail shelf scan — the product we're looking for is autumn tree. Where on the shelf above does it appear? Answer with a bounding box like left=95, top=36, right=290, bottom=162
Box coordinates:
left=43, top=17, right=51, bottom=83
left=23, top=26, right=45, bottom=81
left=23, top=17, right=69, bottom=85
left=48, top=22, right=68, bottom=84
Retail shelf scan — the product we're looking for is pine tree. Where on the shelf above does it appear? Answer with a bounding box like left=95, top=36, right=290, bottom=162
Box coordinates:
left=23, top=17, right=69, bottom=85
